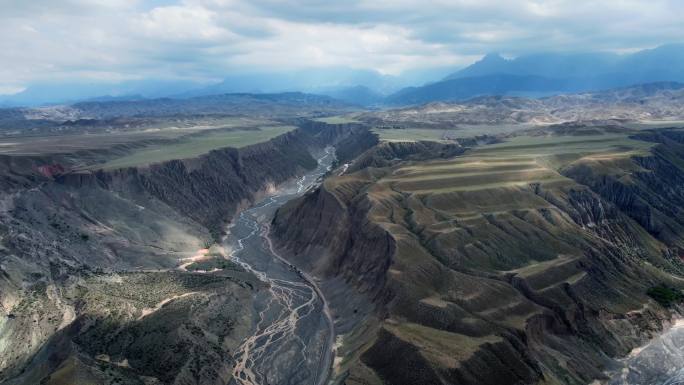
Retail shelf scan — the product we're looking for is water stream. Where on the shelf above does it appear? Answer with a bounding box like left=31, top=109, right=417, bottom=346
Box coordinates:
left=227, top=148, right=335, bottom=385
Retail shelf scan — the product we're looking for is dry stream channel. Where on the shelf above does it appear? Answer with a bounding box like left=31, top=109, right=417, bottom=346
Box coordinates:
left=225, top=148, right=335, bottom=385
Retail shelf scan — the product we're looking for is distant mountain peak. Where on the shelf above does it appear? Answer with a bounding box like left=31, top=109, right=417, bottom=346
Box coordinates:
left=445, top=53, right=511, bottom=80
left=480, top=52, right=507, bottom=63
left=436, top=43, right=684, bottom=93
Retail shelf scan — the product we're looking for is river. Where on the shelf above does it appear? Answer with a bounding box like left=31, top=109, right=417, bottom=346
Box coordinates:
left=226, top=147, right=335, bottom=385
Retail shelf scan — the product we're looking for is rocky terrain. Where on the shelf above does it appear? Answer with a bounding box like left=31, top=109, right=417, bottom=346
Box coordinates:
left=0, top=92, right=352, bottom=137
left=0, top=109, right=375, bottom=384
left=360, top=82, right=684, bottom=128
left=272, top=125, right=684, bottom=385
left=3, top=271, right=260, bottom=385
left=604, top=318, right=684, bottom=385
left=3, top=83, right=684, bottom=385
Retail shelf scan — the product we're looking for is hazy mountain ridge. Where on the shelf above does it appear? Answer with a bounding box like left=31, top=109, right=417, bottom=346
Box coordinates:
left=448, top=44, right=684, bottom=81
left=362, top=82, right=684, bottom=127
left=0, top=67, right=442, bottom=107
left=6, top=80, right=682, bottom=138
left=4, top=44, right=683, bottom=108
left=0, top=92, right=354, bottom=137
left=385, top=74, right=573, bottom=105
left=387, top=44, right=684, bottom=105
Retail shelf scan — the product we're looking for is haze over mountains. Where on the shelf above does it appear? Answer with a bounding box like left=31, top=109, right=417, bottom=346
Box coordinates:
left=0, top=68, right=446, bottom=108
left=2, top=44, right=683, bottom=108
left=386, top=43, right=684, bottom=104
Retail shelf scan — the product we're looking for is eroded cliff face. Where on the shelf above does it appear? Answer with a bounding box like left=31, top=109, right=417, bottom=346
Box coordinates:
left=295, top=120, right=380, bottom=165
left=271, top=132, right=684, bottom=385
left=59, top=129, right=322, bottom=239
left=0, top=121, right=377, bottom=384
left=563, top=131, right=684, bottom=251
left=348, top=141, right=467, bottom=173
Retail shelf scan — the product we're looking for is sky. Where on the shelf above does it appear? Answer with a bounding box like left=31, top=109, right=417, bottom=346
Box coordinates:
left=1, top=0, right=683, bottom=95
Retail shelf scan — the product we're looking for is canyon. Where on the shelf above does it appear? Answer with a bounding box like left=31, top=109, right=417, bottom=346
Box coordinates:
left=272, top=125, right=684, bottom=385
left=0, top=104, right=375, bottom=384
left=0, top=85, right=684, bottom=385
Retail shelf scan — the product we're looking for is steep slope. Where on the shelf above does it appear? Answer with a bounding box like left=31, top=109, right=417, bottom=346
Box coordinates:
left=0, top=121, right=376, bottom=384
left=272, top=128, right=684, bottom=385
left=61, top=128, right=320, bottom=239
left=563, top=129, right=684, bottom=250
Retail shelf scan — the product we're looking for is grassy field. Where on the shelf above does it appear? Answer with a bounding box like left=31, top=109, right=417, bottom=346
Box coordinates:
left=377, top=132, right=654, bottom=195
left=96, top=126, right=295, bottom=170
left=356, top=130, right=661, bottom=273
left=477, top=133, right=654, bottom=170
left=624, top=121, right=684, bottom=129
left=372, top=128, right=455, bottom=142
left=385, top=322, right=502, bottom=363
left=0, top=117, right=273, bottom=156
left=313, top=116, right=360, bottom=124
left=386, top=157, right=569, bottom=194
left=479, top=134, right=653, bottom=155
left=0, top=130, right=189, bottom=156
left=372, top=124, right=533, bottom=143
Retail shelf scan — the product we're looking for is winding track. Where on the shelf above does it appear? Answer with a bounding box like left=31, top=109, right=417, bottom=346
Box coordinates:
left=229, top=148, right=335, bottom=385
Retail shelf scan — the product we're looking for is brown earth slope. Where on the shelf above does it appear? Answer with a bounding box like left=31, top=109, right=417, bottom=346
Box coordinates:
left=272, top=128, right=684, bottom=385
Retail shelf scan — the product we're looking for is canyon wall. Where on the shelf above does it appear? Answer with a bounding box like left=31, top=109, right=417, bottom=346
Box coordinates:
left=0, top=121, right=376, bottom=384
left=272, top=131, right=684, bottom=385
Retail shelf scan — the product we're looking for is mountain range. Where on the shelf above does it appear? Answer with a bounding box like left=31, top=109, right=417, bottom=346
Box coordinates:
left=1, top=44, right=683, bottom=107
left=386, top=43, right=684, bottom=105
left=0, top=68, right=445, bottom=107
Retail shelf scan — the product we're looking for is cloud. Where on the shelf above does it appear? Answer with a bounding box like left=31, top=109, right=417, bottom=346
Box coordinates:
left=0, top=0, right=683, bottom=91
left=134, top=5, right=236, bottom=43
left=0, top=85, right=26, bottom=96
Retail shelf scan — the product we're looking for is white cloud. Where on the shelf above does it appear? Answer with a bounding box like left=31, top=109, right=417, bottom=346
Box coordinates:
left=134, top=5, right=236, bottom=43
left=224, top=20, right=465, bottom=74
left=0, top=0, right=683, bottom=90
left=0, top=85, right=26, bottom=95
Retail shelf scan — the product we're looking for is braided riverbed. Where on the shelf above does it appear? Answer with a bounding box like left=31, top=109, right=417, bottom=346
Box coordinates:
left=227, top=148, right=335, bottom=385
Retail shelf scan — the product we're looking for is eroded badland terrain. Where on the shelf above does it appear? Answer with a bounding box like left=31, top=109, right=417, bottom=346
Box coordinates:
left=1, top=83, right=684, bottom=385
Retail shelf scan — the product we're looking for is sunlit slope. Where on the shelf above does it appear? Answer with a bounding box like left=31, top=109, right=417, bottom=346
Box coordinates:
left=362, top=132, right=661, bottom=271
